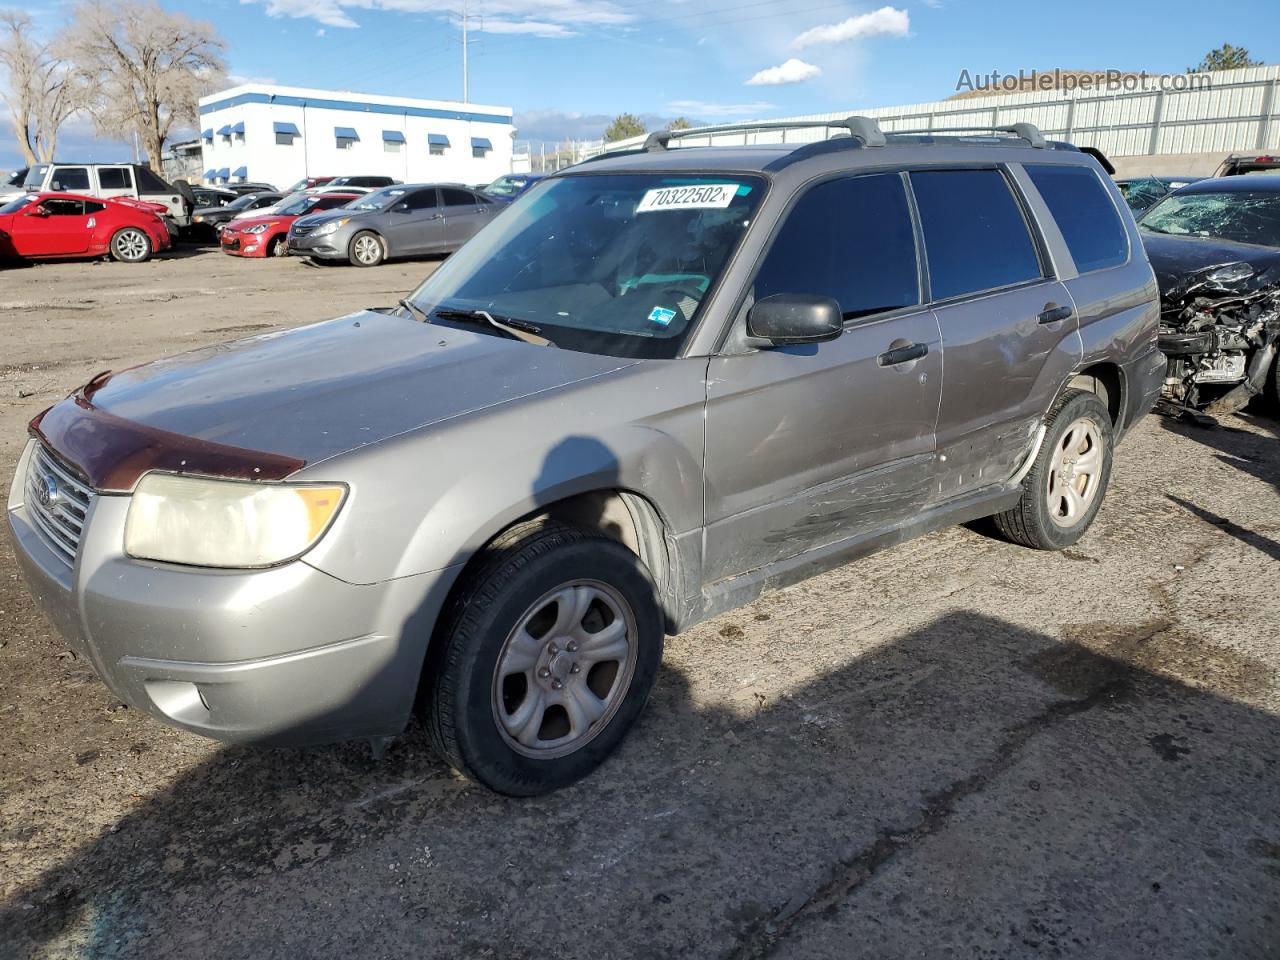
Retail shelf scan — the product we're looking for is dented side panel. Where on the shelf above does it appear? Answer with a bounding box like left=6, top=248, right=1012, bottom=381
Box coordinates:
left=932, top=279, right=1081, bottom=498
left=701, top=308, right=943, bottom=584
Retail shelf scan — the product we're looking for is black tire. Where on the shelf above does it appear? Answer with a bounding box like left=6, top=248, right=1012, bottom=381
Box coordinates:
left=109, top=227, right=152, bottom=263
left=348, top=230, right=384, bottom=267
left=992, top=389, right=1114, bottom=550
left=426, top=520, right=664, bottom=796
left=1266, top=350, right=1280, bottom=412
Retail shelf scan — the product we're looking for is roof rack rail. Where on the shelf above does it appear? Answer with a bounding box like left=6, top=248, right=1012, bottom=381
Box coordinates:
left=643, top=115, right=887, bottom=151
left=880, top=122, right=1047, bottom=148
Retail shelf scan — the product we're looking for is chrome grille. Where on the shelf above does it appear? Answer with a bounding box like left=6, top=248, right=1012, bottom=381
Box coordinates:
left=24, top=445, right=94, bottom=565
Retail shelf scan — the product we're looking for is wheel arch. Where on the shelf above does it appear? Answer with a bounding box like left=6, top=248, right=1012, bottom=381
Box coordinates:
left=1063, top=361, right=1125, bottom=429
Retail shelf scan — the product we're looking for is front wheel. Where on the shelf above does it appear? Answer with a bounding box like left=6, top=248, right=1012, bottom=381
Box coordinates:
left=270, top=235, right=288, bottom=257
left=348, top=231, right=384, bottom=267
left=425, top=521, right=664, bottom=796
left=109, top=227, right=152, bottom=263
left=992, top=389, right=1113, bottom=550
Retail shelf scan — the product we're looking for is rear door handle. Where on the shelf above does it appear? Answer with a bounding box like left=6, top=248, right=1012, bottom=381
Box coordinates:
left=877, top=342, right=928, bottom=366
left=1038, top=304, right=1073, bottom=325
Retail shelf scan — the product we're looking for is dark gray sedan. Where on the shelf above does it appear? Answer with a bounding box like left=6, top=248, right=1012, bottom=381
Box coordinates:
left=287, top=183, right=501, bottom=266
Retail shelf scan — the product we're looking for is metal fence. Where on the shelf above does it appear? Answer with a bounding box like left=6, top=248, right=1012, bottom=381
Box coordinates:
left=594, top=65, right=1280, bottom=160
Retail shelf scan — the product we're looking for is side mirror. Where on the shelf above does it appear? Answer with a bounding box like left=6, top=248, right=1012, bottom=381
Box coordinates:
left=747, top=294, right=843, bottom=346
left=26, top=206, right=48, bottom=218
left=392, top=202, right=409, bottom=213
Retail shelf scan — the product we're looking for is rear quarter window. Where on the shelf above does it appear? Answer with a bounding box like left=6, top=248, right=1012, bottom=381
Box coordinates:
left=910, top=169, right=1044, bottom=301
left=1026, top=164, right=1129, bottom=273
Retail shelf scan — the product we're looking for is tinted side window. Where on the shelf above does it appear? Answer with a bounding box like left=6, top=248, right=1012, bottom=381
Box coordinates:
left=1026, top=165, right=1129, bottom=273
left=84, top=201, right=106, bottom=214
left=441, top=187, right=475, bottom=207
left=404, top=189, right=438, bottom=211
left=911, top=169, right=1043, bottom=300
left=135, top=167, right=171, bottom=192
left=315, top=195, right=352, bottom=211
left=42, top=199, right=85, bottom=216
left=97, top=168, right=133, bottom=189
left=754, top=173, right=920, bottom=319
left=51, top=167, right=90, bottom=191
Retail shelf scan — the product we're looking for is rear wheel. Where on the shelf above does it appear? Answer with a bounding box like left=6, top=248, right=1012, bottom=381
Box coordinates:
left=426, top=521, right=664, bottom=796
left=349, top=231, right=384, bottom=267
left=109, top=227, right=152, bottom=263
left=992, top=389, right=1113, bottom=550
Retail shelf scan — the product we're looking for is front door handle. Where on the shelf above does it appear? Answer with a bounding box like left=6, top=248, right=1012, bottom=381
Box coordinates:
left=1038, top=303, right=1073, bottom=325
left=877, top=342, right=928, bottom=366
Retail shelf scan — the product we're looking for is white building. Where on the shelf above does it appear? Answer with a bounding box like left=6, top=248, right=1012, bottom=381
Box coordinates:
left=197, top=83, right=515, bottom=189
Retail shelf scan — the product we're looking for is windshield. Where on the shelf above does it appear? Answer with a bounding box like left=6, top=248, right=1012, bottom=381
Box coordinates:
left=347, top=187, right=405, bottom=211
left=407, top=173, right=766, bottom=359
left=22, top=165, right=48, bottom=189
left=276, top=192, right=332, bottom=216
left=1140, top=191, right=1280, bottom=247
left=483, top=176, right=523, bottom=197
left=0, top=194, right=36, bottom=214
left=227, top=193, right=263, bottom=211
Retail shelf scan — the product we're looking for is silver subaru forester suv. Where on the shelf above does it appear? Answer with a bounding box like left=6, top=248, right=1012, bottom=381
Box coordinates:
left=8, top=118, right=1164, bottom=795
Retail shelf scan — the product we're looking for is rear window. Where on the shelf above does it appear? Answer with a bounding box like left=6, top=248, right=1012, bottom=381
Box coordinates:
left=910, top=169, right=1044, bottom=300
left=754, top=173, right=920, bottom=320
left=1026, top=165, right=1128, bottom=273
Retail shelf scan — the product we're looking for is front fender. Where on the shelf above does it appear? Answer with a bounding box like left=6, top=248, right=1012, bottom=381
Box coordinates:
left=297, top=358, right=709, bottom=585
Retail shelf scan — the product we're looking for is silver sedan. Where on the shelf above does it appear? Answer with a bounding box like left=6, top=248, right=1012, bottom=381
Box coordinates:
left=286, top=183, right=503, bottom=266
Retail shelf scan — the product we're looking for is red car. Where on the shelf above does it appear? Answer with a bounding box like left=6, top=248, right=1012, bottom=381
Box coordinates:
left=220, top=192, right=359, bottom=258
left=0, top=192, right=171, bottom=263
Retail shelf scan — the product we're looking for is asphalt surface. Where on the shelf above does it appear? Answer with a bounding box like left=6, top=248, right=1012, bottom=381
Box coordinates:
left=1, top=249, right=1278, bottom=959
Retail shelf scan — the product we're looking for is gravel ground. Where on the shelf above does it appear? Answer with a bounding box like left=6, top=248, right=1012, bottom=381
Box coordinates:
left=1, top=249, right=1278, bottom=959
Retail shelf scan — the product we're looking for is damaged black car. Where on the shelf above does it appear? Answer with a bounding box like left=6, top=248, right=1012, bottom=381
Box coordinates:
left=1138, top=175, right=1280, bottom=417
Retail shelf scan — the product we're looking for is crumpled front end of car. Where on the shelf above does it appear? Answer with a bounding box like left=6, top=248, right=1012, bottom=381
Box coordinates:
left=1157, top=261, right=1280, bottom=416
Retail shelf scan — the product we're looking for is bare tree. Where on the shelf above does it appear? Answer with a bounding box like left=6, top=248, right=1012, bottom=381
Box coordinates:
left=0, top=10, right=83, bottom=164
left=61, top=0, right=224, bottom=168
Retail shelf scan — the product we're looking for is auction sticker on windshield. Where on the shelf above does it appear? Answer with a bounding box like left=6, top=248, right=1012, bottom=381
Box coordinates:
left=636, top=184, right=738, bottom=213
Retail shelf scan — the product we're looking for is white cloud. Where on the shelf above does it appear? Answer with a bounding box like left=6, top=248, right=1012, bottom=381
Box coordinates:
left=745, top=59, right=821, bottom=87
left=227, top=73, right=279, bottom=85
left=791, top=6, right=910, bottom=49
left=245, top=0, right=632, bottom=30
left=477, top=19, right=577, bottom=37
left=316, top=27, right=326, bottom=36
left=667, top=99, right=773, bottom=117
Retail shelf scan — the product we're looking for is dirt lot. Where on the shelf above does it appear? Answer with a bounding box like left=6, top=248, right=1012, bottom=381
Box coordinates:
left=1, top=248, right=1278, bottom=959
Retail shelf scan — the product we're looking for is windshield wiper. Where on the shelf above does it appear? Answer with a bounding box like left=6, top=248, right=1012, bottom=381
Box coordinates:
left=432, top=308, right=554, bottom=347
left=399, top=298, right=430, bottom=323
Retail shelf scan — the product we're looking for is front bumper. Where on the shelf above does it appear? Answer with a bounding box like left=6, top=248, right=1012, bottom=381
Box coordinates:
left=287, top=230, right=347, bottom=260
left=7, top=440, right=450, bottom=747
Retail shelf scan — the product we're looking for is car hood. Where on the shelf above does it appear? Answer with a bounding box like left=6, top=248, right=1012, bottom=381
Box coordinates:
left=39, top=310, right=641, bottom=481
left=295, top=207, right=374, bottom=228
left=1139, top=230, right=1280, bottom=297
left=226, top=214, right=287, bottom=231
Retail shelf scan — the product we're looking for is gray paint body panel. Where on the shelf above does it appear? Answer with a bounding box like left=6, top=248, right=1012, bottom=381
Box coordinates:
left=7, top=136, right=1166, bottom=747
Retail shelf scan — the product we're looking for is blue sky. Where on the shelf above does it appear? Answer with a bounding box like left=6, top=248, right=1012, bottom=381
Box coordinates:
left=5, top=0, right=1279, bottom=170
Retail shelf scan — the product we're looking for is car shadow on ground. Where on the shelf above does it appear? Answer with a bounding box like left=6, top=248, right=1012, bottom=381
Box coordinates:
left=2, top=610, right=1277, bottom=959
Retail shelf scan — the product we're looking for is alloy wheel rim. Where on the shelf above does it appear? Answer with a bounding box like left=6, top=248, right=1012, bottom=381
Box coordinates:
left=491, top=579, right=638, bottom=759
left=354, top=236, right=380, bottom=264
left=117, top=230, right=147, bottom=260
left=1046, top=416, right=1104, bottom=528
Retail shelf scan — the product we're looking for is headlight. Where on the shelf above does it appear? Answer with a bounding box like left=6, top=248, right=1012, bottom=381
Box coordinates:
left=124, top=474, right=347, bottom=568
left=1205, top=262, right=1254, bottom=283
left=244, top=223, right=271, bottom=234
left=193, top=215, right=204, bottom=223
left=312, top=218, right=348, bottom=237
